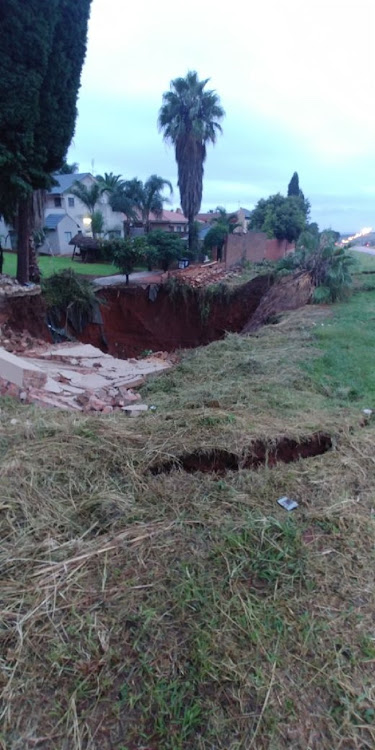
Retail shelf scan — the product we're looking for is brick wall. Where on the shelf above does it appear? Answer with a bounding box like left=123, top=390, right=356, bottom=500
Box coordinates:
left=225, top=232, right=294, bottom=268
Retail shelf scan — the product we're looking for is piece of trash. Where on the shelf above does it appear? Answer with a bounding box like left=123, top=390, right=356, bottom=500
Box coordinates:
left=277, top=496, right=298, bottom=511
left=149, top=405, right=157, bottom=412
left=363, top=409, right=373, bottom=417
left=10, top=418, right=19, bottom=425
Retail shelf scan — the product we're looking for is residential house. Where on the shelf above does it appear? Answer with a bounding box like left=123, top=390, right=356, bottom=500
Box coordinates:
left=40, top=173, right=124, bottom=254
left=131, top=208, right=188, bottom=237
left=196, top=207, right=252, bottom=233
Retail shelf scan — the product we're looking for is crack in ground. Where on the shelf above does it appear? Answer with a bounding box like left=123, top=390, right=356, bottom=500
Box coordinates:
left=150, top=432, right=333, bottom=475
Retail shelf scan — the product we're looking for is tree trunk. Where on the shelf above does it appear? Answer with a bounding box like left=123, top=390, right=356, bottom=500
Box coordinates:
left=16, top=196, right=31, bottom=284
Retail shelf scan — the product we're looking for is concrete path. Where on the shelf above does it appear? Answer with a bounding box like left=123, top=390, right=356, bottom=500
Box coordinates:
left=93, top=270, right=163, bottom=287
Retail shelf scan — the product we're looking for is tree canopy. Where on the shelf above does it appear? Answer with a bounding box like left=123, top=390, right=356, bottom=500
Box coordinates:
left=158, top=71, right=224, bottom=253
left=0, top=0, right=92, bottom=282
left=249, top=193, right=306, bottom=243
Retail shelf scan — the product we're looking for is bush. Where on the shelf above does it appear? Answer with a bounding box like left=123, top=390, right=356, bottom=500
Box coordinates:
left=42, top=269, right=98, bottom=333
left=277, top=230, right=356, bottom=303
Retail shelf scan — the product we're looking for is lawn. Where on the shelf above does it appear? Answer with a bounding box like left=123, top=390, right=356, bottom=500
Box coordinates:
left=2, top=251, right=118, bottom=278
left=1, top=278, right=375, bottom=748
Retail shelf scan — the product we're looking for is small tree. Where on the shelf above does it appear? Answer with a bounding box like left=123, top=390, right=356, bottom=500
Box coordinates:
left=203, top=223, right=228, bottom=259
left=147, top=230, right=184, bottom=271
left=111, top=237, right=147, bottom=284
left=91, top=210, right=105, bottom=236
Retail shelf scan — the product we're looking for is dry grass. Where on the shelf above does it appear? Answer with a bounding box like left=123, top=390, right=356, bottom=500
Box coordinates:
left=1, top=297, right=375, bottom=749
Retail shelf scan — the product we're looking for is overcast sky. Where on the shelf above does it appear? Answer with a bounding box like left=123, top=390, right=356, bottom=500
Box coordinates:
left=68, top=0, right=375, bottom=233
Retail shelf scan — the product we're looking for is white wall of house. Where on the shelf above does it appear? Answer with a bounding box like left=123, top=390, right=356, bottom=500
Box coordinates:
left=45, top=174, right=124, bottom=253
left=39, top=215, right=79, bottom=255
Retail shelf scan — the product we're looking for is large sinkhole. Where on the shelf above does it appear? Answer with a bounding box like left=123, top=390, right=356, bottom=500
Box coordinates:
left=150, top=432, right=333, bottom=476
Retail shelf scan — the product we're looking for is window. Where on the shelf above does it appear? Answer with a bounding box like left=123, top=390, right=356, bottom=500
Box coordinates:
left=54, top=196, right=62, bottom=208
left=64, top=231, right=72, bottom=243
left=68, top=197, right=75, bottom=207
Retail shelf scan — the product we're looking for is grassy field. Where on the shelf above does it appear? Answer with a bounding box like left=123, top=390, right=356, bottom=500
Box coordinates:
left=0, top=272, right=375, bottom=748
left=2, top=251, right=118, bottom=278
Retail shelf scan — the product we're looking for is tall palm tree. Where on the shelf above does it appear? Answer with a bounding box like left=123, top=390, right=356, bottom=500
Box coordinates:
left=109, top=179, right=143, bottom=236
left=158, top=71, right=224, bottom=253
left=71, top=181, right=101, bottom=236
left=139, top=174, right=173, bottom=233
left=96, top=172, right=124, bottom=194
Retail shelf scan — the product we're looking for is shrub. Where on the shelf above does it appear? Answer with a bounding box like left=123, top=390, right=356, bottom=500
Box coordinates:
left=277, top=230, right=356, bottom=303
left=42, top=269, right=98, bottom=333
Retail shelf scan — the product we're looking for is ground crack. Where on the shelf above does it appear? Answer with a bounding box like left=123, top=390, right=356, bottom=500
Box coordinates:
left=151, top=432, right=333, bottom=475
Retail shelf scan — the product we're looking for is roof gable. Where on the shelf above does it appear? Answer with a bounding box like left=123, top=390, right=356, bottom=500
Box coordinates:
left=50, top=173, right=93, bottom=195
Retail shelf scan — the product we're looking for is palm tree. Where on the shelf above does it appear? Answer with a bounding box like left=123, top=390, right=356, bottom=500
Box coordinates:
left=109, top=179, right=144, bottom=236
left=71, top=182, right=101, bottom=236
left=58, top=161, right=79, bottom=174
left=139, top=174, right=173, bottom=233
left=158, top=71, right=224, bottom=253
left=212, top=207, right=240, bottom=234
left=96, top=172, right=124, bottom=194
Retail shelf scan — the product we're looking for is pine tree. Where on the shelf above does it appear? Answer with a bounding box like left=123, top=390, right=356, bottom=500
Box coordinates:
left=0, top=0, right=92, bottom=283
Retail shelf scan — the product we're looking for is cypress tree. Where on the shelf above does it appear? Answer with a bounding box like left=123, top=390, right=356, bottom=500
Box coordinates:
left=287, top=171, right=300, bottom=197
left=0, top=0, right=92, bottom=283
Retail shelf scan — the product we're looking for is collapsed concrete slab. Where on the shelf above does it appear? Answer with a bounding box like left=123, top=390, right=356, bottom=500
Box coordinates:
left=0, top=342, right=171, bottom=413
left=0, top=347, right=47, bottom=388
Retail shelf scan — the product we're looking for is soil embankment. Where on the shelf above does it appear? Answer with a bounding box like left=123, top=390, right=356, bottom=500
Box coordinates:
left=80, top=275, right=273, bottom=357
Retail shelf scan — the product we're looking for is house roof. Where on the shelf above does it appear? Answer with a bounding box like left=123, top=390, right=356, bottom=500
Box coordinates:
left=44, top=213, right=66, bottom=230
left=239, top=207, right=252, bottom=218
left=50, top=173, right=92, bottom=195
left=69, top=234, right=100, bottom=249
left=149, top=209, right=188, bottom=224
left=196, top=212, right=221, bottom=223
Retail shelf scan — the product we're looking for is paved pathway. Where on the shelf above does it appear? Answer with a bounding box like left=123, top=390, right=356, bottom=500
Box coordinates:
left=93, top=270, right=163, bottom=287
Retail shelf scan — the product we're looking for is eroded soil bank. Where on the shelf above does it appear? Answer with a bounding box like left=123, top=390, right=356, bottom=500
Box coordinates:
left=80, top=275, right=273, bottom=357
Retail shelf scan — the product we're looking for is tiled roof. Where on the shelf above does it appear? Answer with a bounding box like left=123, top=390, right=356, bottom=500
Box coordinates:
left=44, top=213, right=65, bottom=229
left=50, top=173, right=92, bottom=195
left=149, top=210, right=188, bottom=224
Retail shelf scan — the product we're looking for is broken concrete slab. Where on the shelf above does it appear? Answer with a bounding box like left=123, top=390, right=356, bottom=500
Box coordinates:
left=0, top=347, right=47, bottom=389
left=1, top=341, right=172, bottom=414
left=122, top=404, right=149, bottom=417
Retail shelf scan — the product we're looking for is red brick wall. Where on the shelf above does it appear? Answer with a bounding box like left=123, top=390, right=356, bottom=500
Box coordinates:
left=225, top=232, right=294, bottom=268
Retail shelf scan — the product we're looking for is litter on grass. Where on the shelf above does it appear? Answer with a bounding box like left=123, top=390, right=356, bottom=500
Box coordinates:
left=277, top=496, right=299, bottom=511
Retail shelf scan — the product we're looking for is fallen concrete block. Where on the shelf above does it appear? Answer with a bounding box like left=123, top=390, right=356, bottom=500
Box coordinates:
left=0, top=347, right=47, bottom=388
left=122, top=404, right=149, bottom=418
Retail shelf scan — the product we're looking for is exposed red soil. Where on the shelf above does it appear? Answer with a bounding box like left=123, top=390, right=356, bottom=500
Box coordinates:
left=242, top=271, right=313, bottom=333
left=80, top=275, right=273, bottom=358
left=151, top=433, right=333, bottom=475
left=0, top=291, right=51, bottom=342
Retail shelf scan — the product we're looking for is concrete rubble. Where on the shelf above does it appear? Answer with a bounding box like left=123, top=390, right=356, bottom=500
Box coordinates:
left=0, top=340, right=171, bottom=414
left=0, top=274, right=41, bottom=298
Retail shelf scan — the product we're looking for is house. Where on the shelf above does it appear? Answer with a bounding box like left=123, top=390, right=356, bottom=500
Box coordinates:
left=196, top=207, right=252, bottom=233
left=130, top=208, right=188, bottom=237
left=40, top=172, right=125, bottom=254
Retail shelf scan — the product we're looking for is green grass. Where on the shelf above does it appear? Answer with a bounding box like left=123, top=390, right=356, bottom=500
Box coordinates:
left=306, top=290, right=375, bottom=406
left=350, top=248, right=375, bottom=272
left=1, top=284, right=375, bottom=748
left=3, top=251, right=119, bottom=278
